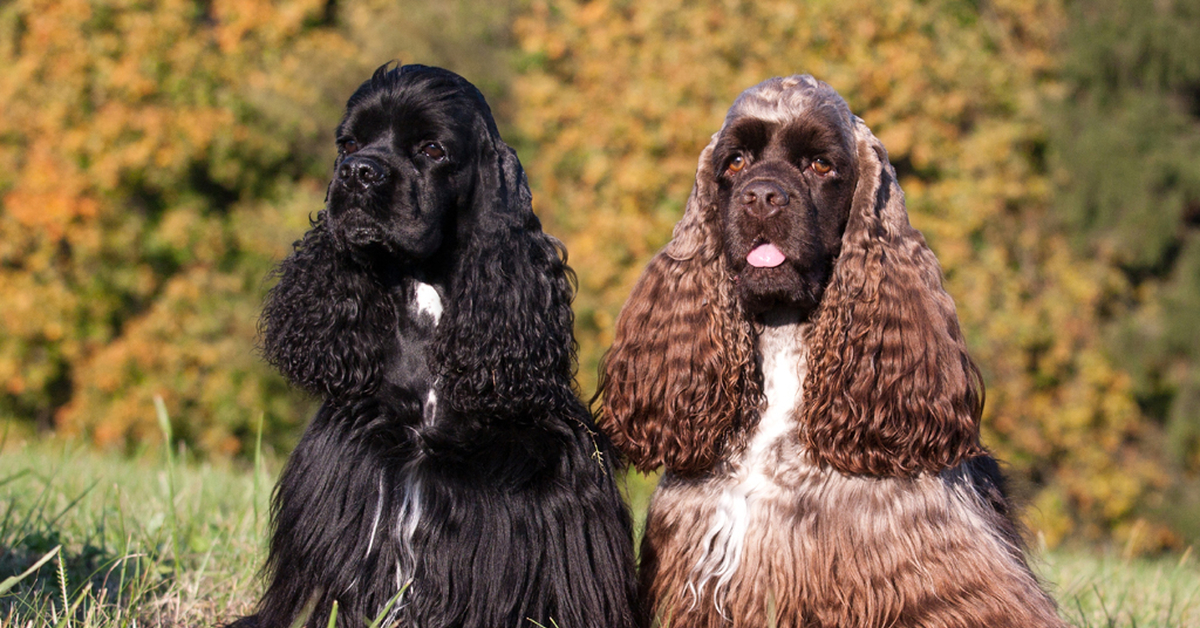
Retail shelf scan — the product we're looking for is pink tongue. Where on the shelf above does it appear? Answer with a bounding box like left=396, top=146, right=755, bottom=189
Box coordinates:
left=747, top=243, right=786, bottom=268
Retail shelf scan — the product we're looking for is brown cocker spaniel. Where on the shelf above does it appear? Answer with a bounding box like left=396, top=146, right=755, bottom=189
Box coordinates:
left=598, top=75, right=1066, bottom=628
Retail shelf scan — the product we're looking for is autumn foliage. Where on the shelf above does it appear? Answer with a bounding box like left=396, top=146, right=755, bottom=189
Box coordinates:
left=1, top=0, right=1196, bottom=547
left=0, top=0, right=515, bottom=453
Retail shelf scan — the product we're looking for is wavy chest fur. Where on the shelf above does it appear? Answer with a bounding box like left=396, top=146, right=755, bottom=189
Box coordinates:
left=640, top=320, right=1062, bottom=628
left=685, top=317, right=808, bottom=605
left=360, top=279, right=444, bottom=608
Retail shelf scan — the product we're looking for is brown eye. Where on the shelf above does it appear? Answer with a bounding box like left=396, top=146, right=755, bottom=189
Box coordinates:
left=421, top=142, right=446, bottom=161
left=340, top=139, right=359, bottom=156
left=811, top=158, right=832, bottom=175
left=726, top=155, right=746, bottom=174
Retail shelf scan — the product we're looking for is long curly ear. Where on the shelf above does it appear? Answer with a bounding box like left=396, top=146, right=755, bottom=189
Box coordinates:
left=434, top=132, right=579, bottom=418
left=597, top=137, right=760, bottom=475
left=801, top=119, right=986, bottom=477
left=258, top=215, right=399, bottom=399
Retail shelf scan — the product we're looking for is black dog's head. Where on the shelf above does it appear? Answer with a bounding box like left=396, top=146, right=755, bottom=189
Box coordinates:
left=325, top=64, right=498, bottom=262
left=711, top=78, right=859, bottom=316
left=261, top=64, right=577, bottom=408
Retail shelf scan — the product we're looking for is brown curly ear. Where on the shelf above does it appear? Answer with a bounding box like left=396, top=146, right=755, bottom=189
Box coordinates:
left=802, top=119, right=986, bottom=477
left=597, top=138, right=759, bottom=475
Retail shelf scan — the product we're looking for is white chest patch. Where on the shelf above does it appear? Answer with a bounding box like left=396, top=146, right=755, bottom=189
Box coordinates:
left=413, top=281, right=443, bottom=324
left=412, top=280, right=441, bottom=426
left=688, top=319, right=808, bottom=608
left=381, top=279, right=441, bottom=613
left=422, top=385, right=439, bottom=427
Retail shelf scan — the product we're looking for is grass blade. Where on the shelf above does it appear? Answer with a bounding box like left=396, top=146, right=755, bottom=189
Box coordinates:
left=326, top=600, right=339, bottom=628
left=0, top=468, right=31, bottom=490
left=56, top=551, right=70, bottom=628
left=366, top=580, right=410, bottom=628
left=154, top=395, right=182, bottom=574
left=288, top=589, right=322, bottom=628
left=53, top=582, right=92, bottom=628
left=254, top=411, right=265, bottom=533
left=0, top=545, right=61, bottom=595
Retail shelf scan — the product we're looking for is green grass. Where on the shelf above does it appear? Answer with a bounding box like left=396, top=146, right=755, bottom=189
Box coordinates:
left=2, top=434, right=1198, bottom=627
left=0, top=434, right=269, bottom=626
left=1046, top=549, right=1200, bottom=627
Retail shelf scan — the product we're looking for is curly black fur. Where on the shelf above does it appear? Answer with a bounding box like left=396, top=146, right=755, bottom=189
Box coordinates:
left=237, top=64, right=637, bottom=628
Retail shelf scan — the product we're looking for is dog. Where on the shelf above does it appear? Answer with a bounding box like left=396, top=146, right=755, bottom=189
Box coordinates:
left=598, top=75, right=1066, bottom=628
left=238, top=63, right=637, bottom=628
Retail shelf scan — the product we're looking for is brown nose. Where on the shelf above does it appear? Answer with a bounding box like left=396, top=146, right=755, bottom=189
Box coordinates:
left=739, top=180, right=789, bottom=218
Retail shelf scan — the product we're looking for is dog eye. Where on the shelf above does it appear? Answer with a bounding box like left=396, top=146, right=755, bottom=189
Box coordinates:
left=726, top=155, right=746, bottom=174
left=421, top=142, right=446, bottom=161
left=810, top=158, right=833, bottom=175
left=339, top=139, right=359, bottom=156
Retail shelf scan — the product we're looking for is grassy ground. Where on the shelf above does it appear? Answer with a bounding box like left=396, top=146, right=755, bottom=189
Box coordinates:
left=0, top=434, right=267, bottom=626
left=2, top=434, right=1198, bottom=627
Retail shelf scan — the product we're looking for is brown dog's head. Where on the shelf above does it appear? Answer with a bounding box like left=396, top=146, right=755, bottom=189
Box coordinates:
left=599, top=76, right=985, bottom=477
left=713, top=79, right=859, bottom=317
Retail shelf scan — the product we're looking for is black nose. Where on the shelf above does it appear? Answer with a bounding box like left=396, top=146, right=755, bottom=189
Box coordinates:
left=739, top=180, right=789, bottom=218
left=338, top=156, right=387, bottom=189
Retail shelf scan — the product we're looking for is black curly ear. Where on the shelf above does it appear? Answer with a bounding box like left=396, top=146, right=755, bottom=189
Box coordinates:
left=597, top=137, right=760, bottom=475
left=433, top=130, right=579, bottom=417
left=259, top=216, right=399, bottom=399
left=801, top=118, right=986, bottom=477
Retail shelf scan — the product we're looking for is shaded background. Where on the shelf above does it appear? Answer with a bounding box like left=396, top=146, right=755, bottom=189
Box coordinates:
left=1, top=0, right=1197, bottom=551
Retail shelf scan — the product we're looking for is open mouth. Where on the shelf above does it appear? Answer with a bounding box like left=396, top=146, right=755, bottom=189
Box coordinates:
left=746, top=242, right=786, bottom=268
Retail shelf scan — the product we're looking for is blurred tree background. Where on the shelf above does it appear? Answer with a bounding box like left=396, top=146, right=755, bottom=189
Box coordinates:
left=1, top=0, right=1197, bottom=549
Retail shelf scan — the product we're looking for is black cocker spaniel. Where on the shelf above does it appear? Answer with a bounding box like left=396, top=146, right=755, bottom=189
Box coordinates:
left=237, top=64, right=637, bottom=628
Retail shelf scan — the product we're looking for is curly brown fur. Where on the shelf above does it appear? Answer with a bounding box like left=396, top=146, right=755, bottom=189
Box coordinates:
left=801, top=115, right=986, bottom=477
left=597, top=147, right=761, bottom=475
left=599, top=76, right=1064, bottom=628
